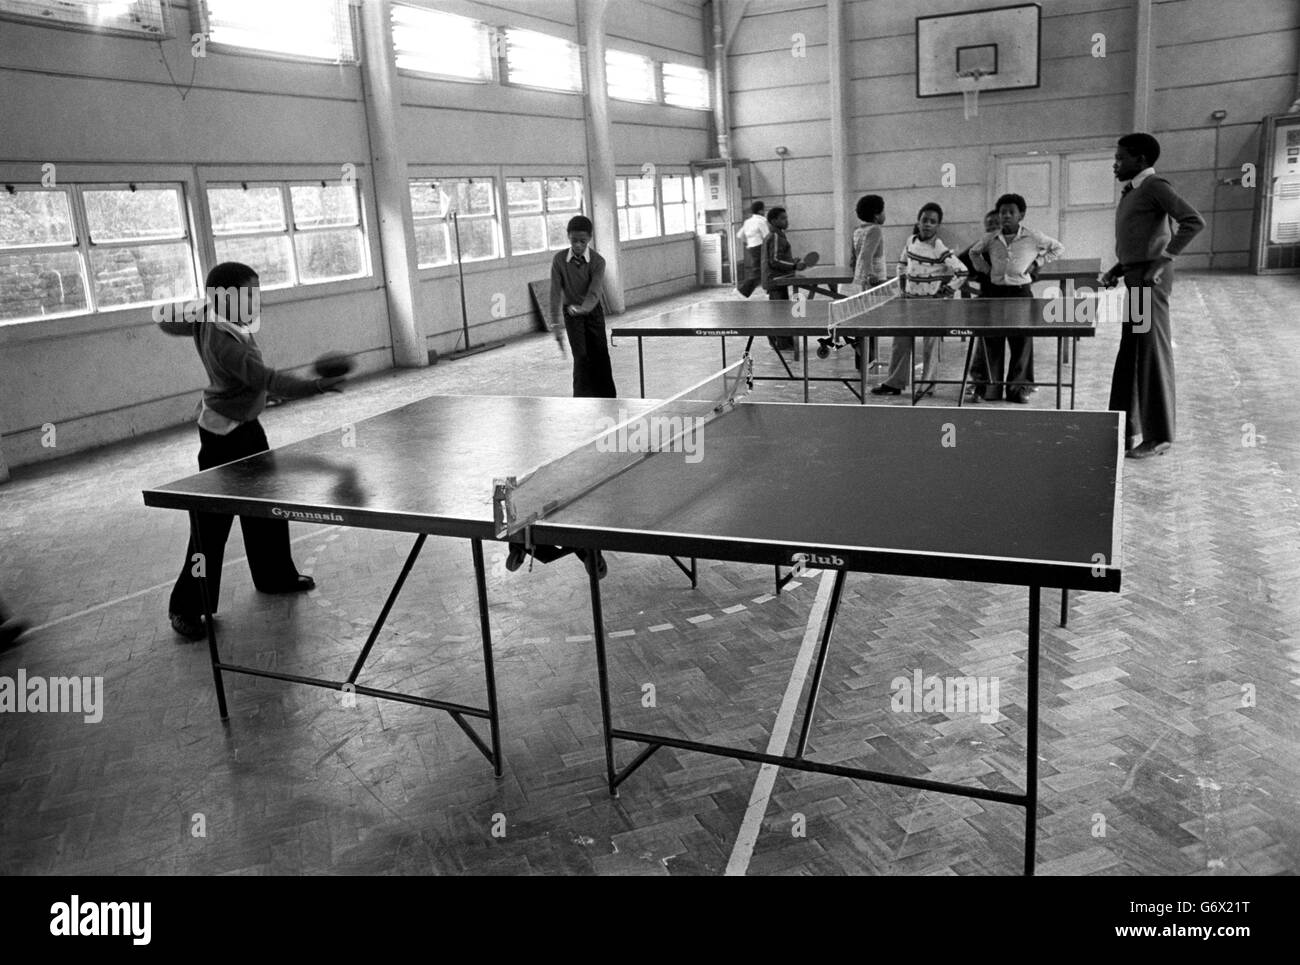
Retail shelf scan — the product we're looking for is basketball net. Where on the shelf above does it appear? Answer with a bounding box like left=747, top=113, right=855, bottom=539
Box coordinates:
left=957, top=70, right=985, bottom=120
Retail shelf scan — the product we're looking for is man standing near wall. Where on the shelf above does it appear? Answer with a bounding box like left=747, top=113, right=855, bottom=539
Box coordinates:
left=1101, top=132, right=1205, bottom=459
left=735, top=201, right=770, bottom=297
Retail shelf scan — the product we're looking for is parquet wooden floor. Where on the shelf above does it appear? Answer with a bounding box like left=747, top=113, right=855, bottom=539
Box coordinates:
left=1, top=272, right=1296, bottom=875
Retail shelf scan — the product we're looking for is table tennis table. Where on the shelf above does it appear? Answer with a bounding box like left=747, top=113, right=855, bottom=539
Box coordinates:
left=771, top=264, right=855, bottom=300
left=612, top=291, right=1099, bottom=408
left=142, top=363, right=1123, bottom=875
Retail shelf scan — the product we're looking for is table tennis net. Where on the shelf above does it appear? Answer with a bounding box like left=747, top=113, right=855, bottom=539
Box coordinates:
left=493, top=357, right=754, bottom=539
left=827, top=276, right=902, bottom=334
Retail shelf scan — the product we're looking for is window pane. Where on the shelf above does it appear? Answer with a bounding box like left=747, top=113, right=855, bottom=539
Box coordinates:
left=663, top=204, right=691, bottom=235
left=456, top=181, right=494, bottom=216
left=215, top=235, right=295, bottom=288
left=0, top=250, right=88, bottom=321
left=0, top=0, right=167, bottom=37
left=627, top=207, right=658, bottom=239
left=505, top=28, right=582, bottom=92
left=545, top=213, right=573, bottom=250
left=627, top=177, right=655, bottom=206
left=392, top=4, right=492, bottom=81
left=455, top=218, right=498, bottom=261
left=615, top=179, right=626, bottom=206
left=290, top=183, right=359, bottom=229
left=208, top=185, right=287, bottom=234
left=662, top=177, right=683, bottom=204
left=510, top=216, right=546, bottom=255
left=409, top=181, right=443, bottom=219
left=605, top=49, right=655, bottom=102
left=205, top=0, right=356, bottom=62
left=507, top=180, right=543, bottom=213
left=414, top=222, right=451, bottom=267
left=545, top=179, right=581, bottom=211
left=0, top=189, right=76, bottom=247
left=617, top=209, right=628, bottom=240
left=89, top=242, right=196, bottom=308
left=293, top=227, right=365, bottom=282
left=663, top=62, right=710, bottom=110
left=83, top=187, right=185, bottom=243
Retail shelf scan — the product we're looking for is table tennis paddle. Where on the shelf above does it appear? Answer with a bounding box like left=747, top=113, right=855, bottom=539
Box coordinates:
left=313, top=352, right=354, bottom=379
left=801, top=250, right=821, bottom=269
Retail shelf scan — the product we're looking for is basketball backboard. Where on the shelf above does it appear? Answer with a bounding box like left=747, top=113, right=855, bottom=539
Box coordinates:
left=916, top=3, right=1041, bottom=98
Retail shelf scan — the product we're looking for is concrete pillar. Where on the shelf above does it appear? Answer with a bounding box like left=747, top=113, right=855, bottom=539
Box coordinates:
left=828, top=0, right=851, bottom=266
left=577, top=0, right=625, bottom=312
left=359, top=0, right=427, bottom=366
left=1132, top=0, right=1153, bottom=131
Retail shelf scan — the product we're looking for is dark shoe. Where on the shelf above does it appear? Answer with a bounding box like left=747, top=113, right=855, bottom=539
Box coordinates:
left=1125, top=441, right=1171, bottom=459
left=0, top=619, right=29, bottom=652
left=169, top=611, right=207, bottom=641
left=505, top=543, right=528, bottom=572
left=870, top=384, right=901, bottom=396
left=1008, top=390, right=1031, bottom=404
left=258, top=575, right=316, bottom=594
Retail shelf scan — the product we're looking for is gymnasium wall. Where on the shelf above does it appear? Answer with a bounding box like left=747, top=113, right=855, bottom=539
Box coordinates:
left=728, top=0, right=1300, bottom=269
left=0, top=0, right=709, bottom=469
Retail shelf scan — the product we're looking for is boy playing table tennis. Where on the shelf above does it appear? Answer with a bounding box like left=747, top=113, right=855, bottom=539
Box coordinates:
left=550, top=215, right=616, bottom=399
left=158, top=262, right=346, bottom=641
left=967, top=193, right=1064, bottom=403
left=871, top=203, right=966, bottom=397
left=505, top=217, right=612, bottom=579
left=760, top=206, right=807, bottom=353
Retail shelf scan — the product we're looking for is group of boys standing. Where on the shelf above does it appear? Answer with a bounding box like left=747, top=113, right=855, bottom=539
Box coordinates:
left=734, top=132, right=1204, bottom=456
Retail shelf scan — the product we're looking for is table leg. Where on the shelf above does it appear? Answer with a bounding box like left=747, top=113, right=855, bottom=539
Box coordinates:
left=589, top=551, right=619, bottom=795
left=793, top=570, right=847, bottom=757
left=471, top=539, right=504, bottom=777
left=1025, top=584, right=1041, bottom=876
left=1071, top=337, right=1079, bottom=410
left=860, top=343, right=868, bottom=404
left=958, top=338, right=975, bottom=408
left=721, top=335, right=727, bottom=370
left=191, top=509, right=228, bottom=720
left=637, top=337, right=645, bottom=399
left=803, top=336, right=809, bottom=403
left=1056, top=338, right=1063, bottom=410
left=1060, top=587, right=1069, bottom=628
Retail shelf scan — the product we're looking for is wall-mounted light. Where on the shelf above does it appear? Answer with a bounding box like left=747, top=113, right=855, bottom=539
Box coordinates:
left=1211, top=109, right=1227, bottom=123
left=775, top=146, right=790, bottom=157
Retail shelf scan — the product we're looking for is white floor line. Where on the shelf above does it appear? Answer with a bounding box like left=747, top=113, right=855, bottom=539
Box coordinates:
left=724, top=568, right=836, bottom=877
left=23, top=528, right=337, bottom=635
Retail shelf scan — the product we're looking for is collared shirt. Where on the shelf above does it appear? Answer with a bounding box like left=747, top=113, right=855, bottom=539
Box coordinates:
left=1129, top=167, right=1157, bottom=191
left=969, top=224, right=1064, bottom=286
left=737, top=213, right=772, bottom=249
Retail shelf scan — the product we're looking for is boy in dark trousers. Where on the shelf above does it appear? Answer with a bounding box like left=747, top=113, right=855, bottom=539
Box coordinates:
left=760, top=206, right=807, bottom=355
left=550, top=215, right=616, bottom=398
left=1101, top=132, right=1205, bottom=457
left=159, top=262, right=346, bottom=640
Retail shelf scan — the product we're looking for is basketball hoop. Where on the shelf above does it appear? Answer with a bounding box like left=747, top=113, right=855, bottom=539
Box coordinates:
left=957, top=69, right=985, bottom=120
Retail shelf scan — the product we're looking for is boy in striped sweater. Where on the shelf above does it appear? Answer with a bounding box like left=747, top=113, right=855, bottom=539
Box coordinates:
left=871, top=203, right=967, bottom=396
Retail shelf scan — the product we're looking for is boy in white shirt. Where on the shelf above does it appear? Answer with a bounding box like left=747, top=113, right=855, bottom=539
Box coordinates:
left=735, top=201, right=771, bottom=298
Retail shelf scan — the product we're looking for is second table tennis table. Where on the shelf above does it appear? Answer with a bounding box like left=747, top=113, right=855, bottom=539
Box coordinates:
left=142, top=364, right=1123, bottom=875
left=612, top=294, right=1099, bottom=408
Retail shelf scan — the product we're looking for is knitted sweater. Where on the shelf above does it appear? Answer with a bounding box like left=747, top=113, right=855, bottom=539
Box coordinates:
left=158, top=309, right=320, bottom=424
left=1110, top=174, right=1205, bottom=270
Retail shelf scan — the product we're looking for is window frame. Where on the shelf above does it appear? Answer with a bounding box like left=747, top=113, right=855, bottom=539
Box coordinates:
left=615, top=174, right=661, bottom=242
left=662, top=61, right=712, bottom=111
left=604, top=48, right=657, bottom=104
left=408, top=176, right=504, bottom=270
left=391, top=3, right=496, bottom=84
left=502, top=174, right=585, bottom=259
left=0, top=0, right=172, bottom=39
left=0, top=178, right=200, bottom=327
left=658, top=171, right=696, bottom=238
left=197, top=0, right=359, bottom=66
left=500, top=26, right=583, bottom=94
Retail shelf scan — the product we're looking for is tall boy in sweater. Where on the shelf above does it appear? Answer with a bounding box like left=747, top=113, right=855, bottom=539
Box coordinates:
left=1101, top=133, right=1205, bottom=458
left=158, top=262, right=346, bottom=640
